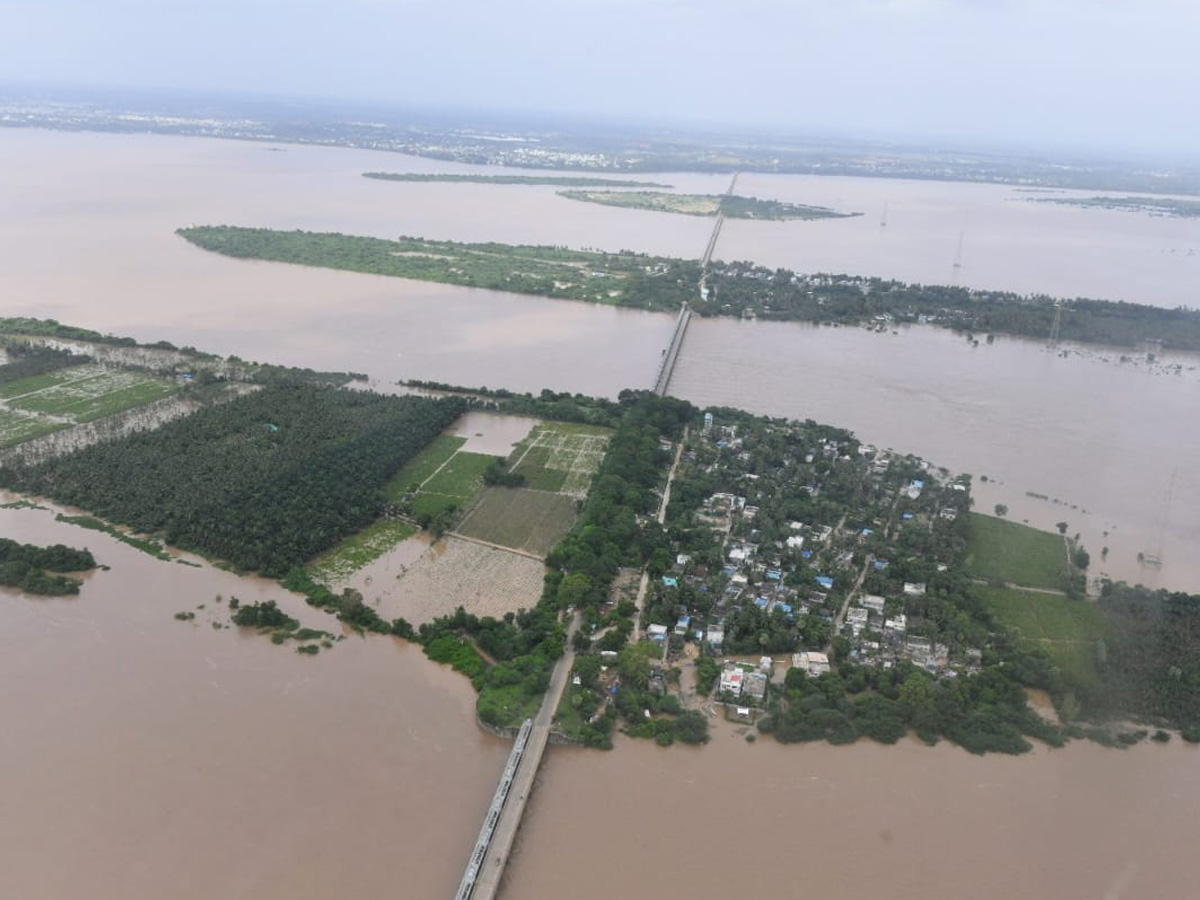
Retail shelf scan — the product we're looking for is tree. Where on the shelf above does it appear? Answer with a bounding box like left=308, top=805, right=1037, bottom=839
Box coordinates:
left=1056, top=522, right=1069, bottom=535
left=898, top=671, right=935, bottom=711
left=994, top=504, right=1008, bottom=517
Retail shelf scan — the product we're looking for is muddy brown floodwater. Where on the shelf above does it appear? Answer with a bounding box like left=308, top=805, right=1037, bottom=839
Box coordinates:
left=0, top=504, right=508, bottom=900
left=507, top=729, right=1200, bottom=900
left=4, top=128, right=1200, bottom=900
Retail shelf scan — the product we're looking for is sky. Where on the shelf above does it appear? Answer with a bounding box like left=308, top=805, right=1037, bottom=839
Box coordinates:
left=3, top=0, right=1198, bottom=156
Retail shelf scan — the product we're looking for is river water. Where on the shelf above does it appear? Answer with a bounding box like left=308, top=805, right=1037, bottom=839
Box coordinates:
left=0, top=504, right=509, bottom=900
left=3, top=128, right=1200, bottom=899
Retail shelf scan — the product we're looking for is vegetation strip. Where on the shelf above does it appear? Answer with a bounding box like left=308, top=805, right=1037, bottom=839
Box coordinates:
left=559, top=189, right=858, bottom=220
left=363, top=172, right=671, bottom=187
left=178, top=226, right=1200, bottom=352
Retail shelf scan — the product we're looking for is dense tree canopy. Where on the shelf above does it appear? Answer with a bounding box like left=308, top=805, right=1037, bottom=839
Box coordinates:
left=0, top=384, right=465, bottom=576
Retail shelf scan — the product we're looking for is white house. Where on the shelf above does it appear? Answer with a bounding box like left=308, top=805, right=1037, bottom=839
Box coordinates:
left=792, top=651, right=831, bottom=676
left=719, top=666, right=745, bottom=697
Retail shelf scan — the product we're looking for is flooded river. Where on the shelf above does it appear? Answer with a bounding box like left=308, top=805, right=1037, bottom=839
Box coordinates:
left=0, top=504, right=508, bottom=899
left=508, top=728, right=1200, bottom=900
left=3, top=128, right=1200, bottom=899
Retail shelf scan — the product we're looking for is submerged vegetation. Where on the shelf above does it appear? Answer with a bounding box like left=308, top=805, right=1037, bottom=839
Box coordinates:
left=559, top=190, right=858, bottom=220
left=1030, top=194, right=1200, bottom=218
left=0, top=537, right=96, bottom=595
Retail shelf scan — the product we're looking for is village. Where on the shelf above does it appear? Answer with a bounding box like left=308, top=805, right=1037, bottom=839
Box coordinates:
left=571, top=405, right=990, bottom=734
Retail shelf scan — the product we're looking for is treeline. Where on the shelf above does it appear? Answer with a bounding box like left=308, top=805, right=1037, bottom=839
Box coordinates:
left=701, top=266, right=1200, bottom=352
left=1080, top=581, right=1200, bottom=737
left=403, top=382, right=629, bottom=429
left=0, top=538, right=97, bottom=596
left=761, top=655, right=1063, bottom=755
left=416, top=393, right=693, bottom=738
left=0, top=342, right=90, bottom=386
left=0, top=317, right=211, bottom=356
left=0, top=385, right=466, bottom=576
left=363, top=172, right=670, bottom=188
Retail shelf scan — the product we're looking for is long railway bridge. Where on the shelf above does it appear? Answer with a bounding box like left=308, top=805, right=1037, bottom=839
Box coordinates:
left=453, top=616, right=579, bottom=900
left=453, top=171, right=741, bottom=899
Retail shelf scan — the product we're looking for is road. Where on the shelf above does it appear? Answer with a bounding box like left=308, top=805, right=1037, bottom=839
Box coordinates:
left=632, top=428, right=688, bottom=641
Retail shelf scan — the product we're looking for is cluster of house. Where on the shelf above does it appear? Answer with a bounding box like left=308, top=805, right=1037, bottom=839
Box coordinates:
left=643, top=418, right=983, bottom=702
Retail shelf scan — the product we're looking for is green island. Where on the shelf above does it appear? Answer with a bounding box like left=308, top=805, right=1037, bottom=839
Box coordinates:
left=0, top=537, right=96, bottom=595
left=558, top=190, right=859, bottom=220
left=177, top=226, right=698, bottom=307
left=4, top=321, right=1200, bottom=752
left=363, top=172, right=671, bottom=188
left=1030, top=194, right=1200, bottom=218
left=176, top=226, right=1200, bottom=352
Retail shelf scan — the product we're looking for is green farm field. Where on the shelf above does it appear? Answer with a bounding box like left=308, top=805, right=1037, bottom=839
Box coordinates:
left=384, top=434, right=466, bottom=500
left=974, top=584, right=1107, bottom=686
left=456, top=487, right=578, bottom=556
left=964, top=513, right=1070, bottom=590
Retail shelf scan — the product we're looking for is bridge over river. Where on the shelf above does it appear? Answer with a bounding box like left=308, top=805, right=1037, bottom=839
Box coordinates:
left=453, top=176, right=737, bottom=895
left=453, top=615, right=580, bottom=900
left=653, top=171, right=737, bottom=397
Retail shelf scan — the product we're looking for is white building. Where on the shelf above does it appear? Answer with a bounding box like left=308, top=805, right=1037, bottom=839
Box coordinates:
left=719, top=666, right=745, bottom=697
left=792, top=651, right=831, bottom=677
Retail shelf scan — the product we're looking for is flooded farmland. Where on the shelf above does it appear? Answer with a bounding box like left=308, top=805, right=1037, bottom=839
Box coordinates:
left=3, top=127, right=1200, bottom=900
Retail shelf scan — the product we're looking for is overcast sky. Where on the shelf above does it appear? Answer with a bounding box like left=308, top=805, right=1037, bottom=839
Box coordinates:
left=4, top=0, right=1197, bottom=156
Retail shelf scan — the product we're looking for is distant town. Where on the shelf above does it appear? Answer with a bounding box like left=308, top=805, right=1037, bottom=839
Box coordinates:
left=4, top=87, right=1199, bottom=195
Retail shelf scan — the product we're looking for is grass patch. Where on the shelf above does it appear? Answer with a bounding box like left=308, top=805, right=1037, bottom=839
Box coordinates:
left=478, top=683, right=543, bottom=727
left=409, top=492, right=461, bottom=519
left=975, top=584, right=1107, bottom=686
left=456, top=487, right=578, bottom=556
left=965, top=512, right=1069, bottom=590
left=421, top=451, right=495, bottom=500
left=307, top=517, right=418, bottom=584
left=383, top=434, right=466, bottom=500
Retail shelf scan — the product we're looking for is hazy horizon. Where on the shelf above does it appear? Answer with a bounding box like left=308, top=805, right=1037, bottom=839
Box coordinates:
left=4, top=0, right=1198, bottom=159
